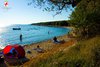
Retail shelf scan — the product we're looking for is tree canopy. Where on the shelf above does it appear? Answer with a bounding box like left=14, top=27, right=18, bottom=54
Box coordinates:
left=28, top=0, right=81, bottom=14
left=70, top=0, right=100, bottom=37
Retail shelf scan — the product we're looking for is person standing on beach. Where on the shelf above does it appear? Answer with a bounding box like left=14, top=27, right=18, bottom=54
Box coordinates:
left=20, top=34, right=22, bottom=42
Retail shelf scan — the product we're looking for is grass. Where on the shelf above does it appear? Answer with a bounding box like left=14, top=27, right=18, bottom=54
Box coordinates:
left=23, top=36, right=100, bottom=67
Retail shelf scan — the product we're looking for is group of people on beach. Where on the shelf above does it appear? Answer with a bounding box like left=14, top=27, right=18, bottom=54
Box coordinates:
left=19, top=30, right=66, bottom=54
left=26, top=36, right=65, bottom=55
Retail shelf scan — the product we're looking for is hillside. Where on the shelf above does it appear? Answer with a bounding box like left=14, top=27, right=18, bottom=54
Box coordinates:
left=23, top=36, right=100, bottom=67
left=31, top=20, right=69, bottom=26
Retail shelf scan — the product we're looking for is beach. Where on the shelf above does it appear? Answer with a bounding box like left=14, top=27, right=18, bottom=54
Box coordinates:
left=24, top=27, right=71, bottom=53
left=22, top=33, right=76, bottom=66
left=23, top=34, right=68, bottom=58
left=0, top=27, right=76, bottom=66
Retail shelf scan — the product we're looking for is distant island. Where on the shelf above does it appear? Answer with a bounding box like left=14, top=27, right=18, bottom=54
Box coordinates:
left=31, top=20, right=69, bottom=26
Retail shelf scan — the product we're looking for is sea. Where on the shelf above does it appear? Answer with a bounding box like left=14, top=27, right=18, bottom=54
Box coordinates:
left=0, top=24, right=70, bottom=49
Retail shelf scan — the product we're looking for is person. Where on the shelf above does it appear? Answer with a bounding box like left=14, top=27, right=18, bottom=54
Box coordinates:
left=33, top=45, right=44, bottom=53
left=48, top=31, right=50, bottom=34
left=20, top=34, right=22, bottom=42
left=53, top=36, right=65, bottom=44
left=53, top=36, right=59, bottom=43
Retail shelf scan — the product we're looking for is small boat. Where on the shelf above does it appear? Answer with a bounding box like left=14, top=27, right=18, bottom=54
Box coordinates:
left=13, top=28, right=21, bottom=30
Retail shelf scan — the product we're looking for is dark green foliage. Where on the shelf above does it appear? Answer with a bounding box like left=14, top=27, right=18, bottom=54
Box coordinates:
left=70, top=0, right=100, bottom=38
left=93, top=45, right=100, bottom=66
left=28, top=0, right=81, bottom=15
left=31, top=20, right=69, bottom=26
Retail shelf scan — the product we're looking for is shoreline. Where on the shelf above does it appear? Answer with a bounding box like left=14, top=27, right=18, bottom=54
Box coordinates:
left=0, top=26, right=72, bottom=55
left=0, top=26, right=75, bottom=66
left=23, top=26, right=72, bottom=48
left=0, top=26, right=71, bottom=50
left=0, top=26, right=72, bottom=50
left=23, top=27, right=73, bottom=59
left=24, top=33, right=69, bottom=59
left=23, top=33, right=76, bottom=66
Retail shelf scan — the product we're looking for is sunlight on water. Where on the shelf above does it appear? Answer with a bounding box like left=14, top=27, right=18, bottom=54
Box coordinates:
left=0, top=28, right=6, bottom=34
left=0, top=28, right=3, bottom=33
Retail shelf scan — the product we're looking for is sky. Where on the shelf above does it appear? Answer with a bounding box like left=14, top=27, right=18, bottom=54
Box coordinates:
left=0, top=0, right=72, bottom=27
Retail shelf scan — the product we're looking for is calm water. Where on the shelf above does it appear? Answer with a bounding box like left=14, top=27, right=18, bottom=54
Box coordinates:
left=0, top=24, right=70, bottom=49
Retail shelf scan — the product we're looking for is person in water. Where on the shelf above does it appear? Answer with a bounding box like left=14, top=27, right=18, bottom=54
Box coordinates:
left=20, top=34, right=22, bottom=42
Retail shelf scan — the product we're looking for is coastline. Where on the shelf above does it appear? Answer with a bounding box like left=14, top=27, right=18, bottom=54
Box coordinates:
left=24, top=33, right=70, bottom=59
left=23, top=26, right=74, bottom=59
left=23, top=32, right=76, bottom=66
left=0, top=26, right=76, bottom=66
left=0, top=25, right=70, bottom=50
left=0, top=26, right=72, bottom=51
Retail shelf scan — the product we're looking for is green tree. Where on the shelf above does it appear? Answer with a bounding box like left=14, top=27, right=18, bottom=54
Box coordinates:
left=70, top=0, right=100, bottom=38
